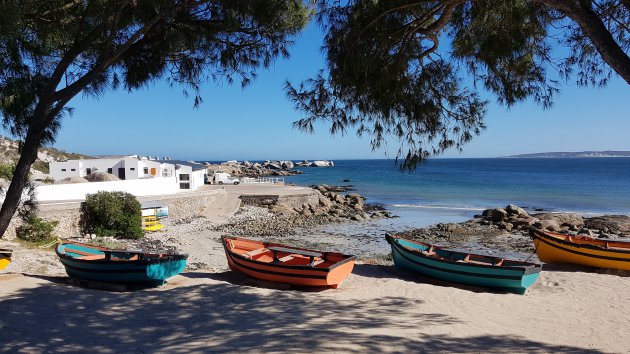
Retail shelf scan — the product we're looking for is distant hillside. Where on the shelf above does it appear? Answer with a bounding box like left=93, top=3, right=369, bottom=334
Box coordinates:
left=0, top=136, right=91, bottom=178
left=505, top=151, right=630, bottom=158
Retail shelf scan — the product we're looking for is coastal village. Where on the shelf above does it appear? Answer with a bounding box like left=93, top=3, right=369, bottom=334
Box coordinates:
left=1, top=136, right=630, bottom=352
left=1, top=2, right=629, bottom=352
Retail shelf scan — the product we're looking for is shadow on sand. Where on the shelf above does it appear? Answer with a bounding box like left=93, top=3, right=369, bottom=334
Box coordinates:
left=0, top=272, right=604, bottom=353
left=540, top=263, right=630, bottom=277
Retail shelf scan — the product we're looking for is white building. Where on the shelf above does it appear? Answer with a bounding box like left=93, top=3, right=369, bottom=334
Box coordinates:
left=49, top=155, right=207, bottom=191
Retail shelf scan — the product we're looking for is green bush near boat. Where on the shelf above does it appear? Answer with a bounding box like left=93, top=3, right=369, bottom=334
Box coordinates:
left=79, top=191, right=143, bottom=239
left=16, top=216, right=58, bottom=243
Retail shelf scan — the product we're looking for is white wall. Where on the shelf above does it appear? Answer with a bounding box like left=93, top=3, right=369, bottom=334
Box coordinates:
left=49, top=160, right=82, bottom=180
left=191, top=169, right=207, bottom=190
left=35, top=177, right=180, bottom=202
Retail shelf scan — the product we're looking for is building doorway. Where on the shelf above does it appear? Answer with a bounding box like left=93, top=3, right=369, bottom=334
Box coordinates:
left=118, top=167, right=126, bottom=180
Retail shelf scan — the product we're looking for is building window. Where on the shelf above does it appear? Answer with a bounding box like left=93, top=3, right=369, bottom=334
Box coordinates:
left=180, top=174, right=190, bottom=181
left=130, top=168, right=135, bottom=171
left=107, top=168, right=112, bottom=174
left=143, top=167, right=148, bottom=174
left=71, top=169, right=76, bottom=171
left=86, top=168, right=92, bottom=175
left=61, top=169, right=66, bottom=172
left=179, top=182, right=190, bottom=189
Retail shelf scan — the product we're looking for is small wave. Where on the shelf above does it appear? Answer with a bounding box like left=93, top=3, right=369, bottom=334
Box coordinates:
left=390, top=203, right=486, bottom=212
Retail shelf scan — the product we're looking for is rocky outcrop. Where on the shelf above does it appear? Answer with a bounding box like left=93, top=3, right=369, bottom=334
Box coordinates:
left=479, top=205, right=585, bottom=233
left=584, top=215, right=630, bottom=237
left=310, top=160, right=334, bottom=167
left=205, top=160, right=304, bottom=178
left=238, top=185, right=395, bottom=225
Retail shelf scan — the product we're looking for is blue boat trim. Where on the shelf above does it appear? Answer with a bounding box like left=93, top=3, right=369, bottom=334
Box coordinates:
left=386, top=234, right=542, bottom=276
left=389, top=240, right=526, bottom=280
left=530, top=230, right=630, bottom=261
left=228, top=253, right=328, bottom=279
left=55, top=242, right=188, bottom=284
left=60, top=261, right=147, bottom=274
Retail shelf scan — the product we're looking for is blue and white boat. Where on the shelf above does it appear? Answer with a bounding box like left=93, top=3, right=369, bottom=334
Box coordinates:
left=385, top=233, right=542, bottom=294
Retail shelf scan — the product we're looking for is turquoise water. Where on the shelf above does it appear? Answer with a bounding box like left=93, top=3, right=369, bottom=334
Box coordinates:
left=285, top=158, right=630, bottom=217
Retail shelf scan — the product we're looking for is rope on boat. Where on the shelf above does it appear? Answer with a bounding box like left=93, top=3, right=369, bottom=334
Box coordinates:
left=524, top=237, right=538, bottom=262
left=39, top=237, right=62, bottom=249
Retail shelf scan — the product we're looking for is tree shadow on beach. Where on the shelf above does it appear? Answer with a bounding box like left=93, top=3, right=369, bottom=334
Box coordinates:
left=541, top=263, right=630, bottom=277
left=0, top=273, right=604, bottom=353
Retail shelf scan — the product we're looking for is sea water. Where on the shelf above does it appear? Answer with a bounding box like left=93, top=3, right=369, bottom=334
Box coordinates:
left=284, top=158, right=630, bottom=230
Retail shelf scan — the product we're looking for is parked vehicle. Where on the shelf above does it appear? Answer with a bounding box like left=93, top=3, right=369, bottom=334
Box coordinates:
left=213, top=172, right=240, bottom=185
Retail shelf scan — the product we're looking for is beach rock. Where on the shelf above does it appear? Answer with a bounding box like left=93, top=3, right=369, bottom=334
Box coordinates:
left=310, top=160, right=333, bottom=167
left=281, top=161, right=294, bottom=169
left=506, top=204, right=528, bottom=217
left=584, top=215, right=630, bottom=235
left=533, top=219, right=561, bottom=232
left=578, top=228, right=595, bottom=237
left=535, top=213, right=584, bottom=229
left=318, top=196, right=333, bottom=208
left=486, top=208, right=508, bottom=222
left=510, top=217, right=536, bottom=230
left=296, top=160, right=310, bottom=167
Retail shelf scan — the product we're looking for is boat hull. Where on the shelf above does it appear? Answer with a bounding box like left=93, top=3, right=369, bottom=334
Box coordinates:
left=0, top=249, right=11, bottom=271
left=223, top=237, right=355, bottom=288
left=56, top=242, right=187, bottom=285
left=530, top=228, right=630, bottom=270
left=387, top=235, right=541, bottom=294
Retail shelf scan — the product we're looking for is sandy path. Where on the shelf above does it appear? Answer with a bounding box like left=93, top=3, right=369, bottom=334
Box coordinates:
left=1, top=264, right=628, bottom=353
left=201, top=192, right=241, bottom=225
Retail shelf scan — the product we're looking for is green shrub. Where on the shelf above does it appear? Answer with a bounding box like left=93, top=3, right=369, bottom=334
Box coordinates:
left=79, top=191, right=143, bottom=239
left=32, top=160, right=50, bottom=174
left=0, top=163, right=15, bottom=180
left=16, top=216, right=58, bottom=243
left=41, top=176, right=55, bottom=184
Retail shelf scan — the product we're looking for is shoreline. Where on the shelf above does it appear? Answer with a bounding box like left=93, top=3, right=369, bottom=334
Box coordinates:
left=1, top=184, right=630, bottom=352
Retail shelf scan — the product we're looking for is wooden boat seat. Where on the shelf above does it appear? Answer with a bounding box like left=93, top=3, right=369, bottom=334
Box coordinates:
left=243, top=248, right=269, bottom=258
left=77, top=254, right=106, bottom=260
left=268, top=246, right=324, bottom=267
left=278, top=255, right=294, bottom=262
left=311, top=259, right=325, bottom=267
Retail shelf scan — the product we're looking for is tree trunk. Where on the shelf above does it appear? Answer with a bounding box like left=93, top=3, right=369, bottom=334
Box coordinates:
left=0, top=123, right=45, bottom=238
left=539, top=0, right=630, bottom=85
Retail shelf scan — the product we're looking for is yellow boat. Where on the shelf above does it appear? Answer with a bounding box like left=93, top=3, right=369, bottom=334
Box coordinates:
left=529, top=227, right=630, bottom=270
left=0, top=248, right=12, bottom=271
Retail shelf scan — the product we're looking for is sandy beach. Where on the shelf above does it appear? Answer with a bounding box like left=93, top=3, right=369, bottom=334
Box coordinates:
left=1, top=184, right=630, bottom=353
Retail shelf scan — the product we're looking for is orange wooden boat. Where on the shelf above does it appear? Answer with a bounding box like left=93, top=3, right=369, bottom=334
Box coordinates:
left=222, top=236, right=356, bottom=288
left=530, top=227, right=630, bottom=270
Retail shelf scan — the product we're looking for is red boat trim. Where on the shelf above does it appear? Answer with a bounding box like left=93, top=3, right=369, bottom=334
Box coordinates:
left=228, top=253, right=328, bottom=279
left=530, top=228, right=630, bottom=255
left=222, top=237, right=356, bottom=272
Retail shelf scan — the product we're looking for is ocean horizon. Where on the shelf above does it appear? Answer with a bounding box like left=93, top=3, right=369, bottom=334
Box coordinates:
left=277, top=158, right=630, bottom=228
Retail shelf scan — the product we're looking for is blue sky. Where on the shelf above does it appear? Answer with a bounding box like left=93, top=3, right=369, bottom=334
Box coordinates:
left=49, top=22, right=629, bottom=161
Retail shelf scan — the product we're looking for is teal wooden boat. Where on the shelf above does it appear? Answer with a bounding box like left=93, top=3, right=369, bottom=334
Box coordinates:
left=385, top=233, right=542, bottom=294
left=55, top=241, right=188, bottom=285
